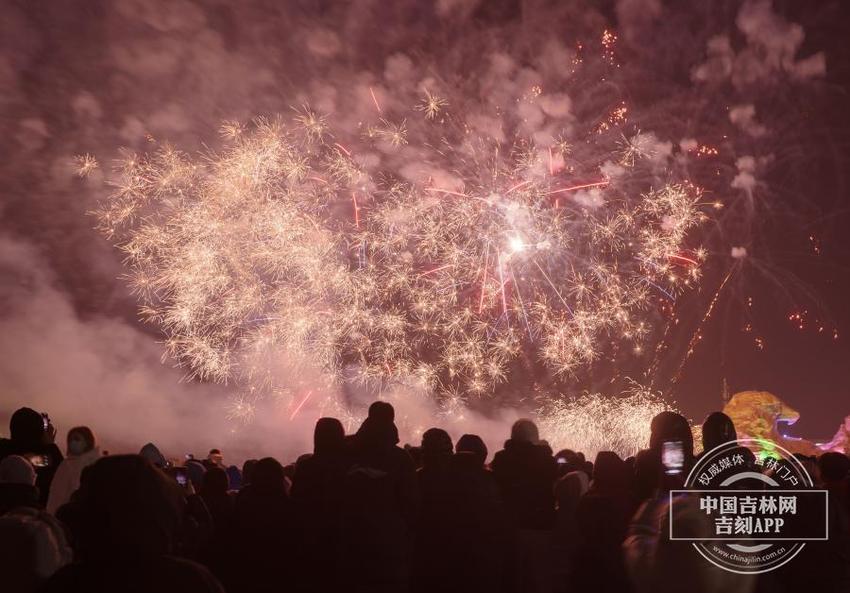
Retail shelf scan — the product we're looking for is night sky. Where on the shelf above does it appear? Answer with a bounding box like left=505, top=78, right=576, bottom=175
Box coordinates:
left=1, top=0, right=848, bottom=453
left=673, top=1, right=850, bottom=438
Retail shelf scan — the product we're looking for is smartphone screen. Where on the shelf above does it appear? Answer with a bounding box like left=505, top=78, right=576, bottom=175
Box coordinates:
left=174, top=468, right=188, bottom=487
left=662, top=440, right=684, bottom=475
left=42, top=414, right=49, bottom=431
left=28, top=454, right=49, bottom=468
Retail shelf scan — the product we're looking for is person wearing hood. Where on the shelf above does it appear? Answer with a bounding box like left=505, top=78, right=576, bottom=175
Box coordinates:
left=0, top=507, right=72, bottom=593
left=552, top=468, right=589, bottom=592
left=224, top=465, right=242, bottom=490
left=624, top=411, right=754, bottom=593
left=199, top=467, right=232, bottom=530
left=416, top=428, right=454, bottom=503
left=47, top=427, right=100, bottom=515
left=491, top=419, right=557, bottom=530
left=491, top=419, right=558, bottom=593
left=572, top=451, right=633, bottom=593
left=139, top=442, right=169, bottom=468
left=185, top=459, right=207, bottom=492
left=412, top=428, right=455, bottom=593
left=41, top=454, right=224, bottom=593
left=0, top=455, right=41, bottom=514
left=701, top=411, right=737, bottom=455
left=241, top=459, right=258, bottom=487
left=0, top=407, right=64, bottom=506
left=291, top=417, right=349, bottom=505
left=197, top=466, right=234, bottom=587
left=340, top=401, right=419, bottom=593
left=291, top=417, right=350, bottom=593
left=227, top=457, right=297, bottom=593
left=450, top=434, right=508, bottom=593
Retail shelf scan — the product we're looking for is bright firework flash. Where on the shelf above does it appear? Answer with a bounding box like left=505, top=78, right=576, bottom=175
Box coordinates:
left=76, top=2, right=833, bottom=453
left=536, top=385, right=682, bottom=459
left=94, top=107, right=708, bottom=422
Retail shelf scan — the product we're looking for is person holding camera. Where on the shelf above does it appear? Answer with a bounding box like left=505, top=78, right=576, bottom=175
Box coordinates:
left=0, top=407, right=64, bottom=506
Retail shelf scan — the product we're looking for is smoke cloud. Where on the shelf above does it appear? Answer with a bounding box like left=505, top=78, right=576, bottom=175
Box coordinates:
left=0, top=0, right=839, bottom=460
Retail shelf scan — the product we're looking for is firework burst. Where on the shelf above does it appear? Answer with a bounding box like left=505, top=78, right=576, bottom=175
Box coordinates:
left=89, top=22, right=732, bottom=423
left=536, top=386, right=678, bottom=459
left=94, top=102, right=709, bottom=411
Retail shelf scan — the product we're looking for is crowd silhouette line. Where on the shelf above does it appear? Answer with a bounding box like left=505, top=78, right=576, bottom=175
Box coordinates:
left=0, top=402, right=848, bottom=593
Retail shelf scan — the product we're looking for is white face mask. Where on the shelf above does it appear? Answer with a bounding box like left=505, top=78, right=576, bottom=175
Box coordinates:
left=68, top=438, right=87, bottom=456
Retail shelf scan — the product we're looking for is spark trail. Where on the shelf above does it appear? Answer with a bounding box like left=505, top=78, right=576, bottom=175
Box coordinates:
left=92, top=29, right=717, bottom=419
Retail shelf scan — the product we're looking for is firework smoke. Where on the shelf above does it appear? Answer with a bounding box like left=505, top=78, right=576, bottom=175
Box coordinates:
left=93, top=97, right=709, bottom=416
left=1, top=0, right=839, bottom=459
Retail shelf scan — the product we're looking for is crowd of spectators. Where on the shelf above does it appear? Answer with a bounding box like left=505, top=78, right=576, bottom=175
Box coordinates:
left=0, top=402, right=848, bottom=593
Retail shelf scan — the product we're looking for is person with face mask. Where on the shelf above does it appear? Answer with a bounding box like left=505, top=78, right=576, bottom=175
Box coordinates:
left=46, top=427, right=100, bottom=515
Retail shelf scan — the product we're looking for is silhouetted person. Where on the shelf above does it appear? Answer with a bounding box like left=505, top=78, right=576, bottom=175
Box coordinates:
left=554, top=449, right=584, bottom=477
left=204, top=449, right=224, bottom=470
left=420, top=428, right=453, bottom=468
left=648, top=411, right=695, bottom=470
left=139, top=442, right=168, bottom=468
left=413, top=428, right=455, bottom=593
left=228, top=457, right=297, bottom=593
left=0, top=455, right=40, bottom=514
left=241, top=459, right=258, bottom=486
left=456, top=433, right=488, bottom=467
left=492, top=419, right=557, bottom=530
left=341, top=401, right=418, bottom=593
left=291, top=418, right=348, bottom=505
left=0, top=407, right=63, bottom=506
left=631, top=448, right=661, bottom=512
left=42, top=455, right=224, bottom=593
left=819, top=452, right=850, bottom=490
left=451, top=434, right=507, bottom=593
left=756, top=451, right=850, bottom=593
left=47, top=426, right=100, bottom=514
left=625, top=411, right=751, bottom=593
left=701, top=411, right=737, bottom=454
left=492, top=419, right=557, bottom=593
left=815, top=451, right=850, bottom=579
left=405, top=444, right=423, bottom=469
left=198, top=466, right=234, bottom=586
left=291, top=417, right=350, bottom=593
left=199, top=467, right=233, bottom=529
left=553, top=468, right=588, bottom=592
left=225, top=465, right=242, bottom=490
left=0, top=507, right=72, bottom=593
left=573, top=451, right=632, bottom=593
left=186, top=459, right=207, bottom=491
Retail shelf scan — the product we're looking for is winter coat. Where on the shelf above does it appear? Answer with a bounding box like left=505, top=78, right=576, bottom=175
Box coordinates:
left=491, top=439, right=558, bottom=530
left=46, top=447, right=101, bottom=514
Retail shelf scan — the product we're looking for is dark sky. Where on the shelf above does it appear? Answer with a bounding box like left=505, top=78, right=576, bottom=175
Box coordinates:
left=1, top=0, right=848, bottom=451
left=673, top=0, right=850, bottom=438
